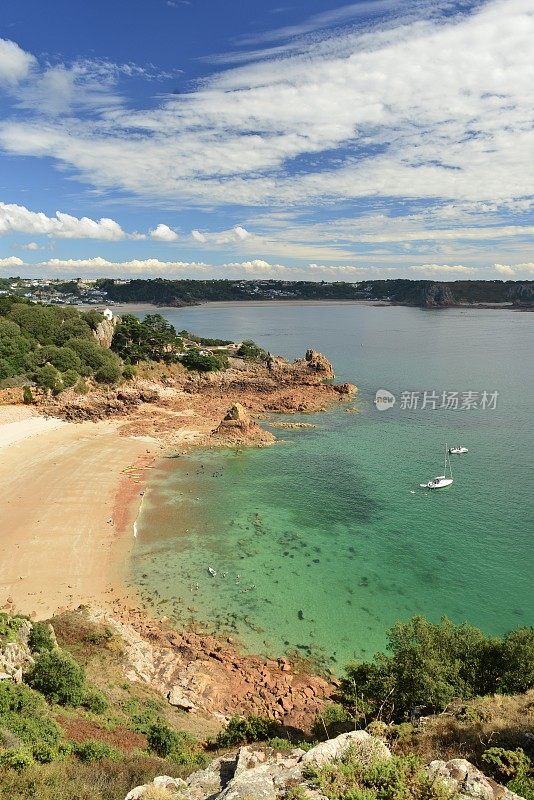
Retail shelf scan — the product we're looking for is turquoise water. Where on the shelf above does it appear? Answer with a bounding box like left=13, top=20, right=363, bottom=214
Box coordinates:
left=128, top=303, right=534, bottom=669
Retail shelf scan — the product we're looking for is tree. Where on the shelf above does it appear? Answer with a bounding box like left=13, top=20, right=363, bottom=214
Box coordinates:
left=25, top=649, right=86, bottom=706
left=31, top=345, right=82, bottom=373
left=94, top=360, right=122, bottom=384
left=111, top=314, right=145, bottom=363
left=112, top=313, right=180, bottom=363
left=339, top=616, right=534, bottom=721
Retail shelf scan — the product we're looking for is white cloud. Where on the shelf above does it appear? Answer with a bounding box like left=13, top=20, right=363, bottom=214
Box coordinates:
left=150, top=223, right=179, bottom=242
left=191, top=225, right=251, bottom=245
left=19, top=241, right=41, bottom=251
left=0, top=0, right=532, bottom=212
left=410, top=264, right=479, bottom=275
left=0, top=256, right=23, bottom=267
left=0, top=201, right=128, bottom=240
left=0, top=39, right=35, bottom=85
left=494, top=262, right=534, bottom=276
left=43, top=257, right=209, bottom=275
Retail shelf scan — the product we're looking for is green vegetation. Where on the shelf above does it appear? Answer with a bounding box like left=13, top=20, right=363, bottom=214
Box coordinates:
left=27, top=622, right=55, bottom=655
left=213, top=714, right=283, bottom=748
left=180, top=350, right=229, bottom=372
left=0, top=614, right=26, bottom=646
left=112, top=313, right=182, bottom=364
left=0, top=297, right=122, bottom=391
left=96, top=277, right=534, bottom=308
left=306, top=750, right=450, bottom=800
left=1, top=608, right=533, bottom=799
left=25, top=650, right=86, bottom=707
left=482, top=748, right=534, bottom=800
left=178, top=330, right=233, bottom=347
left=338, top=616, right=534, bottom=721
left=236, top=339, right=267, bottom=361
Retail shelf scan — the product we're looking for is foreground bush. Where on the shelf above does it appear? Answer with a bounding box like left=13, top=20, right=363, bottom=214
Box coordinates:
left=147, top=723, right=206, bottom=767
left=307, top=751, right=450, bottom=800
left=214, top=715, right=283, bottom=748
left=25, top=649, right=86, bottom=706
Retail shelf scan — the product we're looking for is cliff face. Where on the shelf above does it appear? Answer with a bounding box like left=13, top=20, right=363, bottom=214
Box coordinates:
left=92, top=316, right=118, bottom=349
left=419, top=283, right=455, bottom=308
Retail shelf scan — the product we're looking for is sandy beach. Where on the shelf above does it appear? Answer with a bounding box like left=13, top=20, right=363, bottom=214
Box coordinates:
left=0, top=406, right=158, bottom=619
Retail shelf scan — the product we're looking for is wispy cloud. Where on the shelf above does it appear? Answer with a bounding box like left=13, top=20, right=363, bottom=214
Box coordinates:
left=0, top=0, right=532, bottom=213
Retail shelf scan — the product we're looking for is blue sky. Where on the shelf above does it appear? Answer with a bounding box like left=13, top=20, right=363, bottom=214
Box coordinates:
left=0, top=0, right=533, bottom=280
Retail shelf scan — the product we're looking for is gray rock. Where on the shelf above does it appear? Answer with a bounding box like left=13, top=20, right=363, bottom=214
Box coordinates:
left=185, top=755, right=238, bottom=800
left=218, top=771, right=277, bottom=800
left=301, top=730, right=391, bottom=768
left=168, top=686, right=196, bottom=711
left=427, top=758, right=525, bottom=800
left=154, top=775, right=187, bottom=790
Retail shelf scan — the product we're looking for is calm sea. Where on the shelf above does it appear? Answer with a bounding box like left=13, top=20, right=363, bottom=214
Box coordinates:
left=124, top=302, right=534, bottom=669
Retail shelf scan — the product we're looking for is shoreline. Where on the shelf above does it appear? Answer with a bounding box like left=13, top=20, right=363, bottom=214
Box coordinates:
left=0, top=405, right=159, bottom=619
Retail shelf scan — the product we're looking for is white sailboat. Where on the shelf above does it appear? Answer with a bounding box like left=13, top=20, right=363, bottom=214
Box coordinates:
left=449, top=445, right=468, bottom=454
left=420, top=446, right=454, bottom=489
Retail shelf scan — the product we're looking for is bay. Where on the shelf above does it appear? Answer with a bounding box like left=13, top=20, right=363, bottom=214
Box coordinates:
left=126, top=302, right=534, bottom=668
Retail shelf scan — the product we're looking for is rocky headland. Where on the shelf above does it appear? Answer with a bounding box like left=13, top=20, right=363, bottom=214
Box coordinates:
left=33, top=348, right=357, bottom=449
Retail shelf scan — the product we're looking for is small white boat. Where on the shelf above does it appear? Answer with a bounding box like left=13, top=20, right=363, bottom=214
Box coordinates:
left=207, top=566, right=217, bottom=577
left=420, top=446, right=454, bottom=490
left=449, top=446, right=468, bottom=454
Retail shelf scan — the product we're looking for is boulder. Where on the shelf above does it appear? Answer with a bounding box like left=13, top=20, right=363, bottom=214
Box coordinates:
left=124, top=775, right=186, bottom=799
left=426, top=759, right=524, bottom=800
left=211, top=403, right=275, bottom=446
left=167, top=686, right=196, bottom=711
left=301, top=730, right=391, bottom=768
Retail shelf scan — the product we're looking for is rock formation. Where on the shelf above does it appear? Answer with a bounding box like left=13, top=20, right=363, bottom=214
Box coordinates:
left=92, top=315, right=118, bottom=349
left=293, top=350, right=335, bottom=380
left=419, top=283, right=455, bottom=308
left=124, top=731, right=525, bottom=800
left=211, top=402, right=276, bottom=446
left=0, top=617, right=34, bottom=680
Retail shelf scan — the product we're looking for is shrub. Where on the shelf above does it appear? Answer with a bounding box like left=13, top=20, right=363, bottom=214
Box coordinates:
left=308, top=751, right=450, bottom=800
left=146, top=723, right=179, bottom=758
left=28, top=621, right=56, bottom=654
left=236, top=339, right=267, bottom=361
left=0, top=681, right=44, bottom=716
left=33, top=364, right=63, bottom=394
left=22, top=385, right=34, bottom=404
left=180, top=350, right=228, bottom=372
left=146, top=723, right=205, bottom=767
left=25, top=649, right=86, bottom=706
left=82, top=688, right=109, bottom=714
left=75, top=377, right=89, bottom=394
left=94, top=360, right=122, bottom=384
left=0, top=611, right=26, bottom=644
left=508, top=774, right=534, bottom=800
left=0, top=747, right=34, bottom=771
left=62, top=368, right=80, bottom=388
left=122, top=364, right=136, bottom=380
left=72, top=739, right=119, bottom=762
left=481, top=748, right=531, bottom=781
left=214, top=715, right=282, bottom=749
